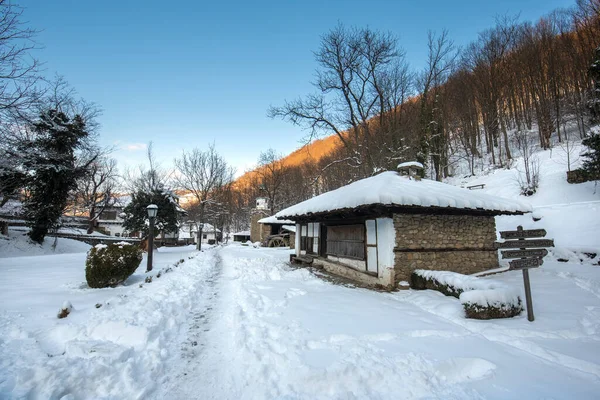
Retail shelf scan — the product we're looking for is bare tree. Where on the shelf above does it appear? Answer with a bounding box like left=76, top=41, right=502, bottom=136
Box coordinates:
left=253, top=148, right=288, bottom=214
left=72, top=157, right=118, bottom=234
left=513, top=130, right=540, bottom=195
left=0, top=1, right=42, bottom=134
left=174, top=144, right=235, bottom=250
left=122, top=142, right=169, bottom=194
left=418, top=29, right=455, bottom=180
left=556, top=118, right=580, bottom=172
left=269, top=24, right=411, bottom=178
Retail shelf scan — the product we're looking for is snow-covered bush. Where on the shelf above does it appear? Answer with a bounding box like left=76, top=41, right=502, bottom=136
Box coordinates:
left=57, top=301, right=73, bottom=319
left=460, top=289, right=523, bottom=320
left=410, top=270, right=506, bottom=298
left=85, top=242, right=142, bottom=288
left=411, top=270, right=523, bottom=319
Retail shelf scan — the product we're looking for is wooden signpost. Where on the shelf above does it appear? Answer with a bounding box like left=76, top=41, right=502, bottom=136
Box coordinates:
left=495, top=226, right=554, bottom=322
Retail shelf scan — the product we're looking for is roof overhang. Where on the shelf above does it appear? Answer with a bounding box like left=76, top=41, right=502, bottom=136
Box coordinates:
left=277, top=203, right=527, bottom=223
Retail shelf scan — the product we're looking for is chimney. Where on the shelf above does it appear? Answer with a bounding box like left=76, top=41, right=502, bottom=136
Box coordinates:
left=397, top=161, right=424, bottom=181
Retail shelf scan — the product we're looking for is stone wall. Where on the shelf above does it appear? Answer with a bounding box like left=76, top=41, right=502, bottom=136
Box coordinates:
left=262, top=224, right=271, bottom=242
left=250, top=212, right=268, bottom=242
left=392, top=213, right=498, bottom=284
left=567, top=169, right=600, bottom=184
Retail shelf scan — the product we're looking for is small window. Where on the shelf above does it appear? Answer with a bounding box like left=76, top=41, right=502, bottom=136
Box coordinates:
left=115, top=233, right=121, bottom=237
left=203, top=234, right=207, bottom=239
left=326, top=225, right=365, bottom=260
left=100, top=210, right=117, bottom=220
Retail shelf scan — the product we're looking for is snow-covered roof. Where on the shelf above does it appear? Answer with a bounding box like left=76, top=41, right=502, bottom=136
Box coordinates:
left=0, top=198, right=23, bottom=217
left=179, top=223, right=221, bottom=240
left=258, top=215, right=295, bottom=225
left=233, top=231, right=251, bottom=236
left=276, top=171, right=531, bottom=219
left=397, top=161, right=424, bottom=169
left=281, top=225, right=296, bottom=233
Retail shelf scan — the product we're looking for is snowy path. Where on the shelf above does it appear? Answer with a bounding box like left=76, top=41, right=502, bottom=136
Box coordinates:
left=155, top=245, right=600, bottom=400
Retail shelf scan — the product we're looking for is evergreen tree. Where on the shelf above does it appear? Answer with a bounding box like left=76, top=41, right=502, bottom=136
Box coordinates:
left=122, top=189, right=180, bottom=237
left=21, top=110, right=90, bottom=243
left=581, top=133, right=600, bottom=181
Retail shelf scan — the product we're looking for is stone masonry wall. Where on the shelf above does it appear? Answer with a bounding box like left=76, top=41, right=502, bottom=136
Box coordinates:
left=260, top=224, right=271, bottom=242
left=250, top=213, right=267, bottom=243
left=393, top=213, right=499, bottom=284
left=567, top=168, right=600, bottom=184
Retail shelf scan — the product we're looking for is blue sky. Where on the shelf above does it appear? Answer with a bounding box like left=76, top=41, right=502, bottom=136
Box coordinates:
left=21, top=0, right=573, bottom=175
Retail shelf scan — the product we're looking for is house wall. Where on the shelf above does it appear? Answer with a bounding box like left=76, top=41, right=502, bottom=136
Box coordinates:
left=97, top=221, right=126, bottom=237
left=295, top=224, right=301, bottom=255
left=298, top=218, right=396, bottom=288
left=392, top=213, right=498, bottom=284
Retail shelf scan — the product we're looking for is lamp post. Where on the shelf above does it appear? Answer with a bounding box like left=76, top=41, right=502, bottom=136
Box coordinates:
left=197, top=222, right=204, bottom=251
left=146, top=204, right=158, bottom=272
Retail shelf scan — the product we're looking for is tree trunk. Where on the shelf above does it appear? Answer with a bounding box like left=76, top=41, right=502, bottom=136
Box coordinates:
left=197, top=202, right=206, bottom=251
left=87, top=205, right=96, bottom=235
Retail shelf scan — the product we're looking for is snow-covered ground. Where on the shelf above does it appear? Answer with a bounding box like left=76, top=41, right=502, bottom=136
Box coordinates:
left=447, top=142, right=600, bottom=252
left=0, top=239, right=206, bottom=399
left=1, top=240, right=599, bottom=399
left=0, top=230, right=92, bottom=258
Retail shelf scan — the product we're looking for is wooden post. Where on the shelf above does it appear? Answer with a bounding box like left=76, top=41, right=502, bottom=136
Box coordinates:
left=522, top=268, right=534, bottom=321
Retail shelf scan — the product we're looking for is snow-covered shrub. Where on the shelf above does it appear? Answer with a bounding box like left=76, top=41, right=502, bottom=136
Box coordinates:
left=410, top=271, right=463, bottom=298
left=85, top=242, right=142, bottom=288
left=460, top=289, right=523, bottom=320
left=57, top=301, right=73, bottom=319
left=410, top=270, right=506, bottom=298
left=411, top=270, right=523, bottom=319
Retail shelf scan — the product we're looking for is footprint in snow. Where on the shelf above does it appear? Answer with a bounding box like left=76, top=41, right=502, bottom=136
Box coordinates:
left=434, top=358, right=496, bottom=384
left=285, top=288, right=308, bottom=299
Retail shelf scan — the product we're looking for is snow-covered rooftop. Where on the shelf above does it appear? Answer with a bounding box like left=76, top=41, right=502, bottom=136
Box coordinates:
left=258, top=215, right=295, bottom=225
left=281, top=225, right=296, bottom=233
left=397, top=161, right=424, bottom=170
left=276, top=171, right=532, bottom=219
left=179, top=222, right=221, bottom=239
left=0, top=198, right=23, bottom=217
left=233, top=231, right=251, bottom=236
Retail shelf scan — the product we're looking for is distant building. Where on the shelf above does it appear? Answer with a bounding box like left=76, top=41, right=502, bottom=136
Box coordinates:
left=256, top=215, right=295, bottom=247
left=179, top=222, right=222, bottom=244
left=255, top=197, right=269, bottom=210
left=96, top=196, right=130, bottom=237
left=232, top=230, right=251, bottom=242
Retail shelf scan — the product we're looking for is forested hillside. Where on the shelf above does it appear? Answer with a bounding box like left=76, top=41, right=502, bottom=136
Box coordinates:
left=228, top=0, right=600, bottom=230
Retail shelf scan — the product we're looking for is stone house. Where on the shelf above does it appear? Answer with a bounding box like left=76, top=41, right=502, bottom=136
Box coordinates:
left=276, top=167, right=531, bottom=288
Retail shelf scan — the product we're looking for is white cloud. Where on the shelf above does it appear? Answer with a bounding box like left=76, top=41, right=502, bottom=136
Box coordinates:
left=121, top=142, right=147, bottom=151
